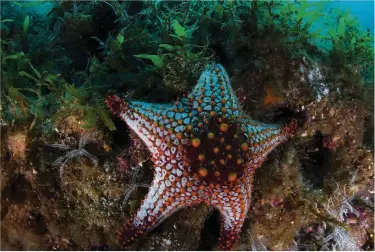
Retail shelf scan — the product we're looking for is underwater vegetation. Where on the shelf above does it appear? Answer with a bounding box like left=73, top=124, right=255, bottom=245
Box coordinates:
left=0, top=0, right=374, bottom=251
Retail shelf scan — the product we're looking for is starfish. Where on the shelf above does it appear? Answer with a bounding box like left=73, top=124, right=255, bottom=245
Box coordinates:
left=106, top=63, right=306, bottom=250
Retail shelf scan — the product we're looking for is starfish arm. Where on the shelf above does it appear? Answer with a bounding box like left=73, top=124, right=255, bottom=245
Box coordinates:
left=241, top=117, right=302, bottom=168
left=188, top=63, right=242, bottom=118
left=106, top=95, right=194, bottom=158
left=118, top=144, right=204, bottom=248
left=243, top=118, right=286, bottom=145
left=213, top=180, right=252, bottom=250
left=118, top=170, right=202, bottom=248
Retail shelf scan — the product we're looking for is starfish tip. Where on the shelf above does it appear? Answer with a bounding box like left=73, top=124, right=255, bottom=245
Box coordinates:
left=106, top=94, right=124, bottom=116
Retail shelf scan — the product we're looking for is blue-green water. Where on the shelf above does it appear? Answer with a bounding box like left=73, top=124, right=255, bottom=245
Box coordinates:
left=331, top=0, right=374, bottom=34
left=14, top=1, right=375, bottom=35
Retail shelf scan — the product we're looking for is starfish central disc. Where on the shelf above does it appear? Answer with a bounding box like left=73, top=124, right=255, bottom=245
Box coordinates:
left=186, top=116, right=250, bottom=185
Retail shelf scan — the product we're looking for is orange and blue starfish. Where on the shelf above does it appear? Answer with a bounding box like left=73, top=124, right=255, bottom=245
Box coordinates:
left=106, top=63, right=306, bottom=250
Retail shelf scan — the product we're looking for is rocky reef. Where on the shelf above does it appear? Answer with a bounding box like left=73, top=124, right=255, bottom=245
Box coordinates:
left=1, top=1, right=373, bottom=250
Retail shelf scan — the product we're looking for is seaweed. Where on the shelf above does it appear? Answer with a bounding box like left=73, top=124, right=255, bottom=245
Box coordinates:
left=50, top=83, right=116, bottom=131
left=1, top=57, right=64, bottom=129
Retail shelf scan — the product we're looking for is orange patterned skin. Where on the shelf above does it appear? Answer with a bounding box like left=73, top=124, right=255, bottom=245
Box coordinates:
left=106, top=63, right=305, bottom=250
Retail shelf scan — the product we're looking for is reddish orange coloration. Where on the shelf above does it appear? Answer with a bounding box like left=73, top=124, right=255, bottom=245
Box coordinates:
left=192, top=138, right=201, bottom=147
left=240, top=142, right=248, bottom=151
left=213, top=146, right=220, bottom=154
left=228, top=173, right=237, bottom=182
left=220, top=123, right=229, bottom=132
left=176, top=132, right=184, bottom=139
left=199, top=167, right=208, bottom=177
left=264, top=85, right=283, bottom=105
left=208, top=132, right=215, bottom=139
